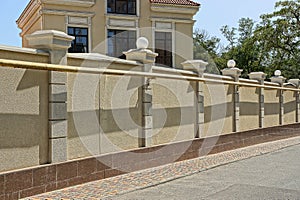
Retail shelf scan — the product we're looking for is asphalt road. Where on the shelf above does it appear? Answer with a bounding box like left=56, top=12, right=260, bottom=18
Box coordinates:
left=112, top=144, right=300, bottom=200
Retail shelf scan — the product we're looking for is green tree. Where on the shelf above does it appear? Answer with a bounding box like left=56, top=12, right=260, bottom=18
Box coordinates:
left=193, top=0, right=300, bottom=79
left=193, top=29, right=222, bottom=74
left=219, top=18, right=263, bottom=78
left=254, top=0, right=300, bottom=79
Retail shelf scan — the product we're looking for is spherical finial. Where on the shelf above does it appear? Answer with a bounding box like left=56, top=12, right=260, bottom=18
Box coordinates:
left=274, top=70, right=282, bottom=76
left=136, top=37, right=149, bottom=49
left=227, top=59, right=236, bottom=68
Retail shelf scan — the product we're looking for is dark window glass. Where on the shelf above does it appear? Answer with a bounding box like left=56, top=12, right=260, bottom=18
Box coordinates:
left=107, top=30, right=136, bottom=58
left=107, top=0, right=136, bottom=15
left=68, top=27, right=89, bottom=53
left=155, top=32, right=173, bottom=68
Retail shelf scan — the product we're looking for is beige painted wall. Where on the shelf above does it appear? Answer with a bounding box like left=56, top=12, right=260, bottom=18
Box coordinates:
left=175, top=23, right=194, bottom=68
left=66, top=57, right=143, bottom=158
left=22, top=16, right=42, bottom=47
left=284, top=90, right=296, bottom=124
left=239, top=87, right=259, bottom=131
left=203, top=83, right=233, bottom=137
left=1, top=44, right=300, bottom=172
left=0, top=67, right=48, bottom=172
left=264, top=89, right=280, bottom=127
left=152, top=78, right=196, bottom=145
left=43, top=14, right=66, bottom=32
left=0, top=49, right=49, bottom=63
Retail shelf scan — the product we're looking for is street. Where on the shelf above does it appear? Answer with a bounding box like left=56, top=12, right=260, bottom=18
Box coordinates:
left=112, top=144, right=300, bottom=200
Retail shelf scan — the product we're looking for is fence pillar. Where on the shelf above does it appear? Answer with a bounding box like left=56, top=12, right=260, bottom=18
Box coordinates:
left=124, top=37, right=158, bottom=147
left=249, top=72, right=266, bottom=128
left=221, top=60, right=242, bottom=132
left=271, top=70, right=286, bottom=125
left=26, top=30, right=74, bottom=163
left=182, top=60, right=208, bottom=138
left=288, top=79, right=300, bottom=122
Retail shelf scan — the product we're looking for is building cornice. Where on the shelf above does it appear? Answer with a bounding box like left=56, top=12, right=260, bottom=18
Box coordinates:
left=41, top=0, right=95, bottom=7
left=150, top=17, right=196, bottom=24
left=41, top=9, right=95, bottom=17
left=20, top=14, right=42, bottom=37
left=16, top=0, right=41, bottom=29
left=151, top=4, right=199, bottom=15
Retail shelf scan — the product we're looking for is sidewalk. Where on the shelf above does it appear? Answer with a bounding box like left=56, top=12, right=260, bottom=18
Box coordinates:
left=114, top=140, right=300, bottom=200
left=24, top=136, right=300, bottom=199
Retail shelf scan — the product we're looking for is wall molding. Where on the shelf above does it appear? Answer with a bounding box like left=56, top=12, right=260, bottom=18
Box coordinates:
left=41, top=0, right=95, bottom=7
left=41, top=9, right=95, bottom=17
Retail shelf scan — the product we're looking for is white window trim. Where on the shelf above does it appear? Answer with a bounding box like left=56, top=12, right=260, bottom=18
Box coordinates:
left=66, top=16, right=92, bottom=53
left=105, top=0, right=140, bottom=16
left=105, top=27, right=139, bottom=56
left=152, top=20, right=175, bottom=68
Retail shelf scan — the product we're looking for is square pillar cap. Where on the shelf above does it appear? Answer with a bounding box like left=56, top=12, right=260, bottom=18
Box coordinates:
left=270, top=76, right=286, bottom=85
left=26, top=30, right=74, bottom=51
left=249, top=72, right=266, bottom=81
left=181, top=60, right=208, bottom=75
left=288, top=79, right=300, bottom=88
left=124, top=48, right=158, bottom=64
left=221, top=67, right=243, bottom=79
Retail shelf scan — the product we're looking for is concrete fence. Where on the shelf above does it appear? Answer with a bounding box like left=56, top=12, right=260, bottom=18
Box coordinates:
left=0, top=30, right=300, bottom=174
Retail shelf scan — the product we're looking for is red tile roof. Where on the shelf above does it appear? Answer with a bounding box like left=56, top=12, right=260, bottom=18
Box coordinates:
left=150, top=0, right=200, bottom=6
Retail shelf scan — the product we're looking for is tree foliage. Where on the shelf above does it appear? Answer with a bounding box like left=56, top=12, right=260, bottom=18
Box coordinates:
left=193, top=29, right=222, bottom=74
left=193, top=0, right=300, bottom=79
left=255, top=0, right=300, bottom=79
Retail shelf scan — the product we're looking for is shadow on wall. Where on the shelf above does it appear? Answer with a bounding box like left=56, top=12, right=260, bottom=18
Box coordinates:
left=0, top=69, right=49, bottom=172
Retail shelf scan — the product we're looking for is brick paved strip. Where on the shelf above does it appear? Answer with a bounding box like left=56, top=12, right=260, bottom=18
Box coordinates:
left=24, top=136, right=300, bottom=200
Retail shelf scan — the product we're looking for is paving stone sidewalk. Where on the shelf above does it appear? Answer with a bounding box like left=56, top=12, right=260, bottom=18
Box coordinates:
left=24, top=136, right=300, bottom=200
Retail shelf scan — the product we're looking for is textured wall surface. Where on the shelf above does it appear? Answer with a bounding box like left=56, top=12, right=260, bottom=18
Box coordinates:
left=239, top=87, right=259, bottom=131
left=0, top=67, right=48, bottom=172
left=0, top=47, right=299, bottom=173
left=264, top=89, right=280, bottom=127
left=284, top=90, right=296, bottom=124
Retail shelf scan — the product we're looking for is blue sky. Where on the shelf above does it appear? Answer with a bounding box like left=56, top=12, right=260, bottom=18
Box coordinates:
left=194, top=0, right=279, bottom=44
left=0, top=0, right=279, bottom=47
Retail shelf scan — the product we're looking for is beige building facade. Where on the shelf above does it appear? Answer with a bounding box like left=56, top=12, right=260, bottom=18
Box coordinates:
left=17, top=0, right=200, bottom=68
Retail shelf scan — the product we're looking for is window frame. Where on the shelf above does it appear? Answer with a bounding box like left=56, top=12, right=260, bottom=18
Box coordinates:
left=107, top=29, right=137, bottom=58
left=154, top=31, right=173, bottom=68
left=67, top=27, right=89, bottom=53
left=107, top=0, right=137, bottom=15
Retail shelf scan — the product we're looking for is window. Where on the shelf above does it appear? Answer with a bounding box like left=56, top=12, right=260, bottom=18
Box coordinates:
left=107, top=0, right=136, bottom=15
left=155, top=32, right=173, bottom=67
left=107, top=30, right=136, bottom=58
left=68, top=27, right=89, bottom=53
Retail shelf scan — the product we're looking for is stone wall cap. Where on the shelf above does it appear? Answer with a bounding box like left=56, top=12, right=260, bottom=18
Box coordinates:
left=270, top=76, right=286, bottom=85
left=26, top=30, right=75, bottom=51
left=26, top=30, right=74, bottom=41
left=221, top=67, right=243, bottom=79
left=249, top=72, right=266, bottom=81
left=181, top=60, right=208, bottom=75
left=221, top=67, right=243, bottom=72
left=181, top=60, right=208, bottom=66
left=284, top=82, right=297, bottom=88
left=288, top=79, right=300, bottom=87
left=249, top=72, right=266, bottom=75
left=123, top=48, right=158, bottom=64
left=124, top=48, right=158, bottom=56
left=68, top=53, right=142, bottom=66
